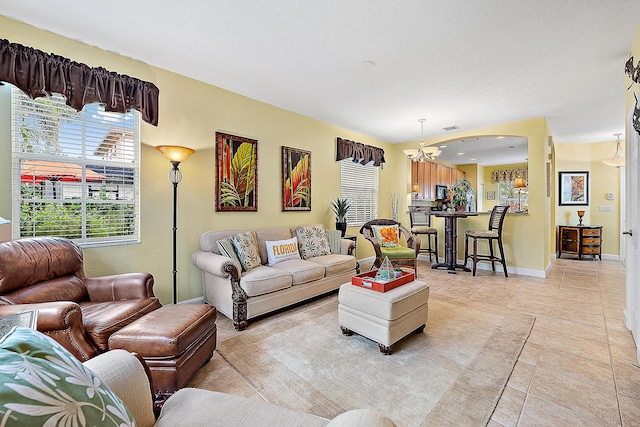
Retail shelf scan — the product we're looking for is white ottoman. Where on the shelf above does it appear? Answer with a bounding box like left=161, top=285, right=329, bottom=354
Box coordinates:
left=338, top=280, right=429, bottom=354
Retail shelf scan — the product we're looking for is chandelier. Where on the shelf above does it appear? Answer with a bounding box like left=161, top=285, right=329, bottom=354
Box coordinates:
left=403, top=119, right=441, bottom=162
left=600, top=133, right=625, bottom=167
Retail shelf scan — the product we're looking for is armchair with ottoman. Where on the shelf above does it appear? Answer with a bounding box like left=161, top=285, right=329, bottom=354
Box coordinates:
left=0, top=236, right=218, bottom=404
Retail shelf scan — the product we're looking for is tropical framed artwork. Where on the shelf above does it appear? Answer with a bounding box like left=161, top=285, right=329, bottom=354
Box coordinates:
left=558, top=171, right=589, bottom=206
left=281, top=146, right=311, bottom=211
left=215, top=132, right=258, bottom=211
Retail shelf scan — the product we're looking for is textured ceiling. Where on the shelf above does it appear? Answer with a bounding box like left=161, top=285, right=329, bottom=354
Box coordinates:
left=1, top=1, right=639, bottom=150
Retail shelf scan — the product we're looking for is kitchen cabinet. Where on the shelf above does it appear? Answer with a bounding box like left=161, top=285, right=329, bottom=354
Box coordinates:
left=410, top=161, right=465, bottom=201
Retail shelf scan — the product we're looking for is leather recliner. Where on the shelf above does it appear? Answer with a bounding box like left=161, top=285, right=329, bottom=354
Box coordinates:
left=0, top=236, right=162, bottom=360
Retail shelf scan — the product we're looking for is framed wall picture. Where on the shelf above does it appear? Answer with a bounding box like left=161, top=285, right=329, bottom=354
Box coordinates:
left=215, top=132, right=258, bottom=212
left=558, top=171, right=589, bottom=206
left=486, top=190, right=496, bottom=200
left=281, top=146, right=311, bottom=211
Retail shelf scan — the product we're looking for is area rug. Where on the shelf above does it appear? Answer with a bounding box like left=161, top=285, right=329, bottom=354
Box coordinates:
left=212, top=296, right=534, bottom=427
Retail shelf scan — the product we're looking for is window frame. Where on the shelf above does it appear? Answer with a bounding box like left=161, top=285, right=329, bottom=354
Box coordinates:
left=339, top=159, right=379, bottom=226
left=11, top=86, right=141, bottom=247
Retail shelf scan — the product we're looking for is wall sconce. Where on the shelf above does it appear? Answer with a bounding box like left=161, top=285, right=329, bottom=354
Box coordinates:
left=156, top=145, right=195, bottom=304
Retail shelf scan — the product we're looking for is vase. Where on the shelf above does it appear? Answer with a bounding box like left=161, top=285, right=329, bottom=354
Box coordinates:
left=455, top=204, right=466, bottom=212
left=336, top=222, right=347, bottom=237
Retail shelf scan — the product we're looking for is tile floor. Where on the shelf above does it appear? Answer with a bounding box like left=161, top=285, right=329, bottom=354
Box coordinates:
left=197, top=257, right=640, bottom=426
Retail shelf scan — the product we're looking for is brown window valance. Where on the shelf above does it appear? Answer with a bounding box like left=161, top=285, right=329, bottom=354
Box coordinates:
left=0, top=38, right=159, bottom=126
left=491, top=167, right=528, bottom=183
left=336, top=137, right=385, bottom=167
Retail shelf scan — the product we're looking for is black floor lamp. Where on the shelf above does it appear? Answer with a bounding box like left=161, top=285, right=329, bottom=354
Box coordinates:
left=156, top=145, right=195, bottom=304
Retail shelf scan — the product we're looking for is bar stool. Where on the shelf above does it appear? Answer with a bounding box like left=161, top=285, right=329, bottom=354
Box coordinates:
left=463, top=205, right=509, bottom=277
left=408, top=206, right=438, bottom=263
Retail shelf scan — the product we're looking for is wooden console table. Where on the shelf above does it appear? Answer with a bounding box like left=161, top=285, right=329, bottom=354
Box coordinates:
left=558, top=225, right=602, bottom=260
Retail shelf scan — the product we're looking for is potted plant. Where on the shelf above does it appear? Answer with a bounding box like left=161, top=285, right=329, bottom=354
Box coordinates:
left=330, top=197, right=351, bottom=236
left=449, top=178, right=475, bottom=211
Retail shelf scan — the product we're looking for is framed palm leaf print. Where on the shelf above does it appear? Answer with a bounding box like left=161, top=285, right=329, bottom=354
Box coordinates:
left=282, top=146, right=311, bottom=211
left=216, top=132, right=258, bottom=211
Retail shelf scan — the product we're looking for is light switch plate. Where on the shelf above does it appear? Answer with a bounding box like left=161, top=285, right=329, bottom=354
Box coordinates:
left=599, top=206, right=613, bottom=212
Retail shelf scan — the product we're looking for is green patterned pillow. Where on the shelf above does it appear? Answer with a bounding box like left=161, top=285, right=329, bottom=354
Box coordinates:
left=216, top=236, right=243, bottom=270
left=295, top=225, right=331, bottom=259
left=0, top=327, right=134, bottom=426
left=230, top=232, right=262, bottom=271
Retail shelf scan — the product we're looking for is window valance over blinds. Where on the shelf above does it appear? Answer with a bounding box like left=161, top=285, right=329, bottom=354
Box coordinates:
left=491, top=167, right=528, bottom=183
left=0, top=38, right=159, bottom=126
left=336, top=137, right=385, bottom=167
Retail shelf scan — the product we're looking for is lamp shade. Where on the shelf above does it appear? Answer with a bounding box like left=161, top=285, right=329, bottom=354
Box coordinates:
left=412, top=184, right=420, bottom=193
left=156, top=145, right=195, bottom=163
left=513, top=177, right=527, bottom=189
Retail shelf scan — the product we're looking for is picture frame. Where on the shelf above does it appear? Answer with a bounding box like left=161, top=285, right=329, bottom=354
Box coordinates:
left=558, top=171, right=589, bottom=206
left=281, top=146, right=311, bottom=211
left=486, top=190, right=496, bottom=200
left=215, top=132, right=258, bottom=212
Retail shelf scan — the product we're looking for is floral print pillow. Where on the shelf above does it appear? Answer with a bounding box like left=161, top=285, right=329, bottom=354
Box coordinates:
left=230, top=232, right=262, bottom=271
left=371, top=225, right=400, bottom=247
left=0, top=327, right=134, bottom=426
left=295, top=225, right=331, bottom=259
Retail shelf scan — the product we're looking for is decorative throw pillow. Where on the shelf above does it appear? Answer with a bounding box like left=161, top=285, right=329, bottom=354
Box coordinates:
left=0, top=327, right=134, bottom=426
left=230, top=232, right=262, bottom=271
left=325, top=229, right=343, bottom=254
left=371, top=224, right=400, bottom=247
left=295, top=225, right=331, bottom=259
left=265, top=237, right=301, bottom=266
left=217, top=236, right=242, bottom=269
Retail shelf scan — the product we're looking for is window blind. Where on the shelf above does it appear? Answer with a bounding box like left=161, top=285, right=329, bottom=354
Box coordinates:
left=340, top=160, right=378, bottom=226
left=11, top=86, right=140, bottom=246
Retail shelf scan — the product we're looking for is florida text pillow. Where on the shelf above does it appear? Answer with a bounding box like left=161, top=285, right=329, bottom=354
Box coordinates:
left=265, top=237, right=301, bottom=266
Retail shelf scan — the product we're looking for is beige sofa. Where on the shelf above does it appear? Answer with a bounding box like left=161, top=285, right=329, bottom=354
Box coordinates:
left=86, top=349, right=396, bottom=426
left=192, top=225, right=358, bottom=330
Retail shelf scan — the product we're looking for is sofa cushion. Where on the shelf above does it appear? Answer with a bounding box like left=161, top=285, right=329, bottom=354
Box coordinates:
left=371, top=224, right=400, bottom=247
left=217, top=236, right=242, bottom=270
left=295, top=225, right=331, bottom=259
left=240, top=265, right=292, bottom=297
left=156, top=388, right=328, bottom=427
left=80, top=298, right=162, bottom=351
left=271, top=259, right=325, bottom=285
left=0, top=327, right=135, bottom=426
left=380, top=246, right=416, bottom=260
left=231, top=232, right=262, bottom=271
left=265, top=237, right=301, bottom=266
left=307, top=254, right=357, bottom=276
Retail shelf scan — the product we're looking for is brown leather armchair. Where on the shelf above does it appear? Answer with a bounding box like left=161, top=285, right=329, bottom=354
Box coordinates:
left=0, top=237, right=161, bottom=361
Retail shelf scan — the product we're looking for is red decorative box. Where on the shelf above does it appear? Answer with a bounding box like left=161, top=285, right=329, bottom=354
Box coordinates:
left=351, top=270, right=415, bottom=293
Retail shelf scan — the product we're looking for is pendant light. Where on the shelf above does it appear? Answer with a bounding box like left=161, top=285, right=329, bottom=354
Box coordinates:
left=601, top=133, right=625, bottom=167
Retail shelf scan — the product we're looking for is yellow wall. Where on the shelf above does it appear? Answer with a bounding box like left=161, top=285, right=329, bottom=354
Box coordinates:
left=0, top=16, right=393, bottom=303
left=554, top=142, right=621, bottom=256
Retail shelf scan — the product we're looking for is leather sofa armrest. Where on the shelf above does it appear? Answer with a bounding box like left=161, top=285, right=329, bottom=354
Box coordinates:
left=85, top=273, right=155, bottom=301
left=84, top=350, right=156, bottom=427
left=192, top=251, right=240, bottom=278
left=0, top=301, right=98, bottom=360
